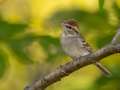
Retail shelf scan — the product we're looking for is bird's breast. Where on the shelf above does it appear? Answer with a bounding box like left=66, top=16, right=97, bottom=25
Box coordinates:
left=61, top=34, right=90, bottom=58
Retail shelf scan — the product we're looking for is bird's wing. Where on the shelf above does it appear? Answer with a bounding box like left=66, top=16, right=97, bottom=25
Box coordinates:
left=77, top=35, right=93, bottom=53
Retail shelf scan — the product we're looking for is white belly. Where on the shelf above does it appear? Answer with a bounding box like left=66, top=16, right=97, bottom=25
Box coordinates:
left=61, top=34, right=90, bottom=58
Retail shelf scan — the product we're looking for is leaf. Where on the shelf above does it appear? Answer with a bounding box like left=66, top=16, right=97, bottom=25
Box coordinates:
left=0, top=19, right=27, bottom=42
left=38, top=36, right=64, bottom=63
left=95, top=32, right=114, bottom=48
left=92, top=66, right=120, bottom=90
left=0, top=19, right=34, bottom=64
left=99, top=0, right=105, bottom=15
left=0, top=48, right=8, bottom=78
left=8, top=34, right=37, bottom=64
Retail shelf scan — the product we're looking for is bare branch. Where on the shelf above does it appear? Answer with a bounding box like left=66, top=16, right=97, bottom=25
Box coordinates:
left=24, top=44, right=120, bottom=90
left=111, top=28, right=120, bottom=44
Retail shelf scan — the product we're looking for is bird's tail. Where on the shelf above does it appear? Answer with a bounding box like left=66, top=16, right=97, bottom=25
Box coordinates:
left=94, top=62, right=112, bottom=77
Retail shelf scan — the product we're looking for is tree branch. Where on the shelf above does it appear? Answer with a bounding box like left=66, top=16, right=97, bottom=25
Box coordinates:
left=24, top=28, right=120, bottom=90
left=111, top=28, right=120, bottom=44
left=24, top=44, right=120, bottom=90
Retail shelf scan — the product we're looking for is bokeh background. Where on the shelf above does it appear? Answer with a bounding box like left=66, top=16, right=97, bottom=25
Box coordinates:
left=0, top=0, right=120, bottom=90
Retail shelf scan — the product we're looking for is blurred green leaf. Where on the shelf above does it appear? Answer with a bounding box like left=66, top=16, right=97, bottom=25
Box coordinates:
left=38, top=36, right=64, bottom=63
left=0, top=19, right=27, bottom=42
left=99, top=0, right=105, bottom=15
left=95, top=31, right=115, bottom=48
left=113, top=3, right=120, bottom=22
left=92, top=66, right=120, bottom=90
left=0, top=48, right=8, bottom=78
left=8, top=34, right=38, bottom=64
left=0, top=19, right=35, bottom=64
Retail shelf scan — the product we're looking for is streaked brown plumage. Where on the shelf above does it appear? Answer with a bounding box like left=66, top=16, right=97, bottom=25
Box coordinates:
left=61, top=19, right=111, bottom=76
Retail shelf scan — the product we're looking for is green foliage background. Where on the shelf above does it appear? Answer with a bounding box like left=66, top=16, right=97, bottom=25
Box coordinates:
left=0, top=0, right=120, bottom=90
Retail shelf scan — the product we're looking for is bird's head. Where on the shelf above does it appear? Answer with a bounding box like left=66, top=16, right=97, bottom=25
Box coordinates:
left=61, top=19, right=80, bottom=35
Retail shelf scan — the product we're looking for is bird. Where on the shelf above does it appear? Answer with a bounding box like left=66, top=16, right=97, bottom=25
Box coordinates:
left=60, top=19, right=111, bottom=76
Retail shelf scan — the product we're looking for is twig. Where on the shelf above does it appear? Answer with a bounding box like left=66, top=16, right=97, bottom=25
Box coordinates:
left=111, top=28, right=120, bottom=44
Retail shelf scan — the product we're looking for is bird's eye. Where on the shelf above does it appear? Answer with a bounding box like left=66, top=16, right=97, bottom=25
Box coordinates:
left=66, top=25, right=72, bottom=29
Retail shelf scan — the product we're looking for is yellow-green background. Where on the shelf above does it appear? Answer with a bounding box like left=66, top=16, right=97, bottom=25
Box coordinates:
left=0, top=0, right=120, bottom=90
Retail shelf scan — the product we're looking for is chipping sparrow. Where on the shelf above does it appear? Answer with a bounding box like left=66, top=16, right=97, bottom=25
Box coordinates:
left=60, top=19, right=111, bottom=76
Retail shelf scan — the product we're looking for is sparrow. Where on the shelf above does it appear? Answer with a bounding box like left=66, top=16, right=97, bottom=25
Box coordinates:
left=60, top=19, right=111, bottom=76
